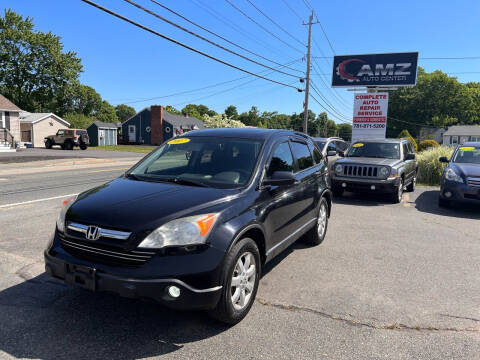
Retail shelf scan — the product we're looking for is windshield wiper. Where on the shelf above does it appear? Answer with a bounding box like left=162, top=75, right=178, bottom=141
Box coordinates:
left=164, top=177, right=211, bottom=188
left=125, top=173, right=143, bottom=181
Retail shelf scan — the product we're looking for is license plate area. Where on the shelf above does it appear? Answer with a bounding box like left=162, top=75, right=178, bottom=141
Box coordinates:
left=64, top=263, right=96, bottom=291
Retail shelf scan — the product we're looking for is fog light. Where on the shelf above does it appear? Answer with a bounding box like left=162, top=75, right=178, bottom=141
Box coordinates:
left=342, top=183, right=347, bottom=188
left=444, top=191, right=452, bottom=198
left=167, top=285, right=181, bottom=298
left=371, top=185, right=376, bottom=190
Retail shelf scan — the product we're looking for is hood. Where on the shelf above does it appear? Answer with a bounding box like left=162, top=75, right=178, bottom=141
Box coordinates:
left=451, top=163, right=480, bottom=178
left=336, top=157, right=402, bottom=167
left=67, top=177, right=238, bottom=233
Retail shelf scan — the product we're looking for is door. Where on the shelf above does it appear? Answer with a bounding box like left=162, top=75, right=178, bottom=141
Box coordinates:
left=54, top=129, right=65, bottom=144
left=259, top=140, right=305, bottom=253
left=402, top=142, right=415, bottom=183
left=99, top=129, right=105, bottom=146
left=128, top=125, right=136, bottom=143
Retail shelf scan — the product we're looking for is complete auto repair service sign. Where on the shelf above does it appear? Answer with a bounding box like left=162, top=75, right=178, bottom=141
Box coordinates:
left=352, top=93, right=389, bottom=141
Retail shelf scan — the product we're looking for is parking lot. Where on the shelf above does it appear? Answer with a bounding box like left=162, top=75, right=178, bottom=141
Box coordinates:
left=0, top=160, right=479, bottom=359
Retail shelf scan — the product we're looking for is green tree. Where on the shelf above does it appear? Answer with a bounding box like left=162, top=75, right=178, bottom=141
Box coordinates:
left=387, top=68, right=480, bottom=137
left=398, top=129, right=418, bottom=151
left=0, top=10, right=83, bottom=113
left=164, top=105, right=182, bottom=115
left=96, top=100, right=118, bottom=123
left=181, top=104, right=216, bottom=119
left=115, top=104, right=136, bottom=122
left=224, top=105, right=238, bottom=119
left=337, top=123, right=352, bottom=141
left=63, top=113, right=95, bottom=129
left=202, top=113, right=245, bottom=128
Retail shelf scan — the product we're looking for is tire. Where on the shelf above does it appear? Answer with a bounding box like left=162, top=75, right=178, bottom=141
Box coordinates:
left=304, top=197, right=329, bottom=245
left=208, top=238, right=260, bottom=325
left=64, top=141, right=73, bottom=150
left=389, top=178, right=404, bottom=204
left=406, top=172, right=416, bottom=192
left=80, top=144, right=87, bottom=150
left=438, top=197, right=451, bottom=208
left=45, top=140, right=52, bottom=149
left=332, top=186, right=343, bottom=197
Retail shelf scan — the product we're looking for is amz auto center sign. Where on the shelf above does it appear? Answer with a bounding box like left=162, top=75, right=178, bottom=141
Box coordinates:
left=352, top=93, right=388, bottom=141
left=332, top=52, right=418, bottom=87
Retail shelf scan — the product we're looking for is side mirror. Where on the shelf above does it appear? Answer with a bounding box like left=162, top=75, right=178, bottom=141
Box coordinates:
left=327, top=150, right=337, bottom=157
left=263, top=171, right=296, bottom=187
left=439, top=156, right=449, bottom=163
left=405, top=153, right=416, bottom=160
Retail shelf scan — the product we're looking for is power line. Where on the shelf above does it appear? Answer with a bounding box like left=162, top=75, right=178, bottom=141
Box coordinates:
left=309, top=93, right=352, bottom=124
left=310, top=81, right=351, bottom=121
left=281, top=0, right=303, bottom=22
left=300, top=1, right=336, bottom=54
left=224, top=0, right=305, bottom=54
left=80, top=0, right=302, bottom=91
left=245, top=0, right=305, bottom=47
left=122, top=0, right=300, bottom=79
left=148, top=0, right=304, bottom=74
left=190, top=0, right=294, bottom=60
left=117, top=59, right=303, bottom=105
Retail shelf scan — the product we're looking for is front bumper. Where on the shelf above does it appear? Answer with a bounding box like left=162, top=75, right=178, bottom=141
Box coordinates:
left=440, top=179, right=480, bottom=204
left=44, top=235, right=224, bottom=310
left=331, top=176, right=400, bottom=194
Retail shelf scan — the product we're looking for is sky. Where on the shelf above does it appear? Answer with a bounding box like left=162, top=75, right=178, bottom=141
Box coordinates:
left=2, top=0, right=480, bottom=123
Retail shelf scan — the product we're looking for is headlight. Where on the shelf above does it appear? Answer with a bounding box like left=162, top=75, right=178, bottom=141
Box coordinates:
left=380, top=166, right=390, bottom=177
left=334, top=164, right=343, bottom=174
left=445, top=168, right=463, bottom=183
left=138, top=213, right=219, bottom=249
left=56, top=195, right=77, bottom=232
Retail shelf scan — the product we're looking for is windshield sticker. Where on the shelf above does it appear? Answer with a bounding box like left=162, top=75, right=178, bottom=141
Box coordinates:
left=168, top=138, right=190, bottom=145
left=353, top=143, right=364, bottom=148
left=459, top=146, right=475, bottom=151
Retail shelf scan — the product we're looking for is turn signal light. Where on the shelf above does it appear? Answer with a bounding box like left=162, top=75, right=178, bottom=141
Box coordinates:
left=196, top=214, right=217, bottom=236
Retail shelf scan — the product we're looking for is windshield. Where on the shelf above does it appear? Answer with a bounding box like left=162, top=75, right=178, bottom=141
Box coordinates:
left=315, top=141, right=326, bottom=151
left=346, top=142, right=400, bottom=159
left=452, top=146, right=480, bottom=164
left=129, top=137, right=263, bottom=188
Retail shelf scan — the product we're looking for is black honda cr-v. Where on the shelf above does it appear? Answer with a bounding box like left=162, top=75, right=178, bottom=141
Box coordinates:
left=45, top=128, right=332, bottom=324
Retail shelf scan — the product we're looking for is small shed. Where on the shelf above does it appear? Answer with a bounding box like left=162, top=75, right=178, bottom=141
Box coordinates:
left=87, top=121, right=118, bottom=146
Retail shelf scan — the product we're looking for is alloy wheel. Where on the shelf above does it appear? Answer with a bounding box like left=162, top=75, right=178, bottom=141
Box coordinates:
left=317, top=202, right=327, bottom=238
left=230, top=252, right=256, bottom=311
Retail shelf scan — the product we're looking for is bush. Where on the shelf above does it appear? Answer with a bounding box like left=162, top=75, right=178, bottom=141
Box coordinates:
left=202, top=114, right=245, bottom=128
left=398, top=129, right=418, bottom=151
left=417, top=146, right=453, bottom=185
left=419, top=139, right=440, bottom=151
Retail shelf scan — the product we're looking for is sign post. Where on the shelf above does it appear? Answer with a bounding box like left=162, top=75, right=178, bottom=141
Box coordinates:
left=352, top=92, right=389, bottom=141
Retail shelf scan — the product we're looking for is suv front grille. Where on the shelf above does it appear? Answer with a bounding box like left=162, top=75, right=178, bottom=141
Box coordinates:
left=467, top=177, right=480, bottom=188
left=58, top=232, right=155, bottom=267
left=343, top=164, right=379, bottom=178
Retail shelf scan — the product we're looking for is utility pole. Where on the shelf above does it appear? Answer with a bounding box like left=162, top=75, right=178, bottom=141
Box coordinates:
left=302, top=11, right=314, bottom=134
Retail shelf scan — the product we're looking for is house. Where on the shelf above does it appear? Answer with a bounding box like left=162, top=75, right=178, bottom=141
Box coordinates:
left=87, top=121, right=118, bottom=146
left=0, top=94, right=21, bottom=150
left=122, top=105, right=204, bottom=145
left=418, top=126, right=445, bottom=144
left=443, top=125, right=480, bottom=146
left=19, top=112, right=70, bottom=147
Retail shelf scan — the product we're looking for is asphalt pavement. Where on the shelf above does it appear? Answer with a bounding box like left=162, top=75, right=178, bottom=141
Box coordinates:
left=0, top=162, right=479, bottom=359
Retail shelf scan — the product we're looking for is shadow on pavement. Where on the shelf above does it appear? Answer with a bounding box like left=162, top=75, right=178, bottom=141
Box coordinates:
left=0, top=273, right=229, bottom=359
left=414, top=189, right=480, bottom=220
left=332, top=191, right=394, bottom=206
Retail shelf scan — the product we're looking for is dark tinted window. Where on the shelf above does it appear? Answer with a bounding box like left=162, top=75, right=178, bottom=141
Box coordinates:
left=267, top=142, right=294, bottom=177
left=407, top=142, right=414, bottom=154
left=291, top=141, right=314, bottom=170
left=402, top=143, right=409, bottom=159
left=315, top=141, right=326, bottom=151
left=327, top=142, right=336, bottom=152
left=308, top=142, right=322, bottom=164
left=335, top=141, right=348, bottom=152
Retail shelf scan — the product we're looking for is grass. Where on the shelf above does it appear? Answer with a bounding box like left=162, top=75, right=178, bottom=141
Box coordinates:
left=417, top=146, right=454, bottom=186
left=94, top=145, right=157, bottom=153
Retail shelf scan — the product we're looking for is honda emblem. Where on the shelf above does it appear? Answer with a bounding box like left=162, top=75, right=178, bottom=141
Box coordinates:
left=86, top=226, right=101, bottom=241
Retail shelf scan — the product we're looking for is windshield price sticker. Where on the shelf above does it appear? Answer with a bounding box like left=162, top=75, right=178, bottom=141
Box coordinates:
left=352, top=92, right=389, bottom=141
left=353, top=143, right=364, bottom=147
left=459, top=146, right=475, bottom=151
left=168, top=138, right=190, bottom=145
